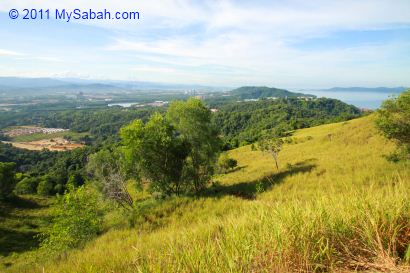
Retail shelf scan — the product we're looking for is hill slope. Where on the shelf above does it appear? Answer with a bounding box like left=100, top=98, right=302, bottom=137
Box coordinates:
left=230, top=86, right=315, bottom=99
left=3, top=115, right=410, bottom=272
left=213, top=98, right=361, bottom=146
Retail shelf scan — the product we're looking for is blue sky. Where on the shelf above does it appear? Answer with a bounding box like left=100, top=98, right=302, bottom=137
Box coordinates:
left=0, top=0, right=409, bottom=88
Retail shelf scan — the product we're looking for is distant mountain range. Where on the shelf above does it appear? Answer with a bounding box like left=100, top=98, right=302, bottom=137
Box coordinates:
left=0, top=77, right=407, bottom=98
left=0, top=77, right=223, bottom=96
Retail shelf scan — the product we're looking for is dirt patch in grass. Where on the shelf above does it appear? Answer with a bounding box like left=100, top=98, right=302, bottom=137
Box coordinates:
left=3, top=138, right=83, bottom=151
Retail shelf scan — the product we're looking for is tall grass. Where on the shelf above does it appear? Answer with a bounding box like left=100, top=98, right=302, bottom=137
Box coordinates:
left=4, top=115, right=410, bottom=272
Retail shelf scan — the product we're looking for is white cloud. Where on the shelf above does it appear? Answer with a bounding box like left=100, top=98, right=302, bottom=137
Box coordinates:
left=0, top=49, right=23, bottom=56
left=1, top=0, right=409, bottom=33
left=0, top=0, right=409, bottom=86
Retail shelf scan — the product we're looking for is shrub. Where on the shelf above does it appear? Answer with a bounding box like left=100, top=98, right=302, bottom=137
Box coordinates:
left=218, top=154, right=238, bottom=173
left=37, top=176, right=55, bottom=196
left=0, top=162, right=17, bottom=199
left=39, top=186, right=102, bottom=253
left=66, top=172, right=85, bottom=189
left=14, top=177, right=39, bottom=195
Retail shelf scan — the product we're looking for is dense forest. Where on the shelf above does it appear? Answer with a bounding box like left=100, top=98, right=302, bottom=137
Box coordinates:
left=229, top=86, right=315, bottom=99
left=0, top=107, right=158, bottom=143
left=213, top=98, right=361, bottom=147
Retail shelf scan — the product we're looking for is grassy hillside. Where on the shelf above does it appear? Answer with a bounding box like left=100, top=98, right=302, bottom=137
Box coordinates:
left=0, top=196, right=52, bottom=260
left=3, top=115, right=410, bottom=272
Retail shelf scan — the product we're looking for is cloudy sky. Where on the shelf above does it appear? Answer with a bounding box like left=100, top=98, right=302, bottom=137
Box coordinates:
left=0, top=0, right=409, bottom=88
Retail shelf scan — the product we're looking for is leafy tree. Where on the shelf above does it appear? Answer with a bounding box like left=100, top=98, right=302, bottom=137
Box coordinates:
left=87, top=149, right=134, bottom=208
left=39, top=186, right=102, bottom=252
left=258, top=137, right=284, bottom=170
left=14, top=177, right=39, bottom=195
left=376, top=90, right=410, bottom=159
left=167, top=98, right=221, bottom=192
left=37, top=175, right=55, bottom=196
left=120, top=113, right=189, bottom=196
left=0, top=162, right=17, bottom=199
left=66, top=172, right=85, bottom=189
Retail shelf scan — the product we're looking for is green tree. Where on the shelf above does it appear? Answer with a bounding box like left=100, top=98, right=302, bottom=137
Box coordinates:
left=39, top=186, right=102, bottom=252
left=376, top=89, right=410, bottom=159
left=66, top=172, right=85, bottom=189
left=87, top=149, right=134, bottom=208
left=166, top=98, right=221, bottom=192
left=0, top=162, right=17, bottom=199
left=258, top=137, right=284, bottom=170
left=14, top=177, right=39, bottom=195
left=121, top=113, right=189, bottom=195
left=37, top=175, right=55, bottom=196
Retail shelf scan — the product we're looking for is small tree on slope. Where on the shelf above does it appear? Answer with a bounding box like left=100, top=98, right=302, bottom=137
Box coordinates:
left=258, top=137, right=284, bottom=171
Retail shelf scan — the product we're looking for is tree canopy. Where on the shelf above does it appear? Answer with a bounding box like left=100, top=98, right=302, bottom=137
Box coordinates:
left=117, top=98, right=221, bottom=196
left=0, top=162, right=17, bottom=199
left=376, top=89, right=410, bottom=158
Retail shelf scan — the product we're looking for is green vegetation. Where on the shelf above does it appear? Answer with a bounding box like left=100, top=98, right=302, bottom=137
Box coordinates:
left=229, top=86, right=315, bottom=99
left=120, top=113, right=190, bottom=196
left=0, top=162, right=17, bottom=199
left=9, top=131, right=88, bottom=143
left=376, top=89, right=410, bottom=160
left=1, top=91, right=409, bottom=272
left=14, top=177, right=38, bottom=195
left=257, top=136, right=283, bottom=170
left=0, top=107, right=157, bottom=144
left=91, top=98, right=221, bottom=197
left=2, top=115, right=409, bottom=272
left=217, top=153, right=238, bottom=173
left=0, top=143, right=95, bottom=196
left=0, top=196, right=52, bottom=260
left=166, top=98, right=221, bottom=193
left=204, top=86, right=316, bottom=106
left=39, top=186, right=102, bottom=253
left=213, top=98, right=361, bottom=147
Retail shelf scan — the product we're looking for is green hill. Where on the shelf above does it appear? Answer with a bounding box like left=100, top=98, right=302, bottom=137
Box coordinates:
left=230, top=86, right=315, bottom=99
left=2, top=115, right=410, bottom=272
left=213, top=98, right=361, bottom=146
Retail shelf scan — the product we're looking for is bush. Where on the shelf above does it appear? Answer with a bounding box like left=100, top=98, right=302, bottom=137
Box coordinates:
left=14, top=177, right=39, bottom=195
left=39, top=186, right=102, bottom=252
left=66, top=172, right=85, bottom=189
left=37, top=176, right=55, bottom=196
left=0, top=162, right=17, bottom=199
left=218, top=154, right=238, bottom=173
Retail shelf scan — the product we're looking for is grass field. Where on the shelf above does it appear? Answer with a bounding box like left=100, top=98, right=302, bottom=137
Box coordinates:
left=2, top=115, right=409, bottom=272
left=10, top=131, right=87, bottom=142
left=0, top=196, right=53, bottom=268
